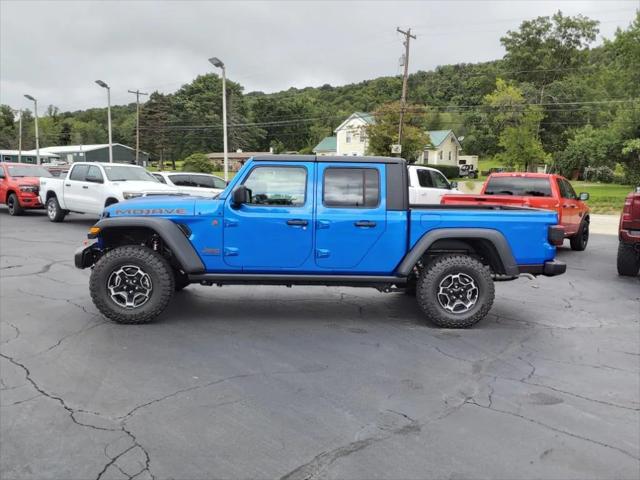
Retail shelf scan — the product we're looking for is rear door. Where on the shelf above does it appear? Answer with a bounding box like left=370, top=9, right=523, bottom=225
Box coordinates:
left=223, top=162, right=314, bottom=269
left=315, top=162, right=386, bottom=269
left=64, top=164, right=91, bottom=211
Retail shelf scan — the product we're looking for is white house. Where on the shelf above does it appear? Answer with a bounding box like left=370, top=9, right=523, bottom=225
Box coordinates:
left=334, top=112, right=375, bottom=156
left=417, top=130, right=462, bottom=166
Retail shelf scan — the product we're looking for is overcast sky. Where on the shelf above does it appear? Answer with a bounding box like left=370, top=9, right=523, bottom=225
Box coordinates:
left=1, top=0, right=637, bottom=112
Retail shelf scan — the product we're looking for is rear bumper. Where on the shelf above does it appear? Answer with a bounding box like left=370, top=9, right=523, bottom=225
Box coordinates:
left=518, top=260, right=566, bottom=277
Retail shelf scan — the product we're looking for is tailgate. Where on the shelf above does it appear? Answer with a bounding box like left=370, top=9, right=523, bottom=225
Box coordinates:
left=441, top=194, right=528, bottom=207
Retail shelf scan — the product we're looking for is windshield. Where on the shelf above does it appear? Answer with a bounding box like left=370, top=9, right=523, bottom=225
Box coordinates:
left=103, top=165, right=159, bottom=182
left=7, top=165, right=53, bottom=178
left=485, top=177, right=552, bottom=197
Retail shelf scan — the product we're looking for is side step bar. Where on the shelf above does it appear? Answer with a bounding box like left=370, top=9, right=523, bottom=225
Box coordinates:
left=187, top=273, right=408, bottom=288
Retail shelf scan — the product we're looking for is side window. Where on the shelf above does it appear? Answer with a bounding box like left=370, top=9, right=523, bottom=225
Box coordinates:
left=169, top=174, right=194, bottom=187
left=563, top=179, right=577, bottom=200
left=192, top=175, right=215, bottom=188
left=86, top=166, right=103, bottom=182
left=69, top=165, right=89, bottom=181
left=211, top=177, right=227, bottom=189
left=243, top=166, right=307, bottom=206
left=430, top=170, right=451, bottom=189
left=323, top=168, right=379, bottom=208
left=153, top=174, right=167, bottom=184
left=416, top=169, right=433, bottom=188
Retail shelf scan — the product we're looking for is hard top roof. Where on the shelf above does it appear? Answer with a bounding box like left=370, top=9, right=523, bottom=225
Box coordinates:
left=250, top=154, right=405, bottom=164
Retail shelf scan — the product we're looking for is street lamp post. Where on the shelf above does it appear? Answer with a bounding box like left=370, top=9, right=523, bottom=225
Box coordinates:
left=95, top=80, right=113, bottom=163
left=23, top=95, right=40, bottom=165
left=208, top=57, right=228, bottom=182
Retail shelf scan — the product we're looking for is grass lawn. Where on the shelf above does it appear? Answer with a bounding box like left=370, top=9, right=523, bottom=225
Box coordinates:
left=572, top=181, right=633, bottom=214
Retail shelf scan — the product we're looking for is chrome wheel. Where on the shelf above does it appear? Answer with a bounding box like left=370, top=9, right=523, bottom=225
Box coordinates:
left=47, top=200, right=56, bottom=220
left=437, top=273, right=479, bottom=314
left=107, top=265, right=153, bottom=309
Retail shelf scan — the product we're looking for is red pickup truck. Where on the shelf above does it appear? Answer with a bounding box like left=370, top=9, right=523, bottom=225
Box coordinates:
left=441, top=173, right=591, bottom=251
left=617, top=188, right=640, bottom=276
left=0, top=162, right=52, bottom=215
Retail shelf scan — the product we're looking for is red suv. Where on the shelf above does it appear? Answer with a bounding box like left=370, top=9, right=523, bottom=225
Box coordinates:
left=617, top=187, right=640, bottom=276
left=0, top=163, right=52, bottom=215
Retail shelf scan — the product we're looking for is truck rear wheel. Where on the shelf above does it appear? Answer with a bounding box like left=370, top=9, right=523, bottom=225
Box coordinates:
left=90, top=245, right=175, bottom=324
left=46, top=196, right=67, bottom=222
left=416, top=254, right=495, bottom=328
left=617, top=242, right=640, bottom=277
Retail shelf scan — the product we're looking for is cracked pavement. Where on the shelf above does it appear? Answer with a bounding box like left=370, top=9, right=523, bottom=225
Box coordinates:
left=1, top=210, right=639, bottom=479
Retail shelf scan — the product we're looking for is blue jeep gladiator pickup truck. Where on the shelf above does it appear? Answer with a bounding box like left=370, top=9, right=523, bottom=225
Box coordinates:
left=75, top=155, right=566, bottom=328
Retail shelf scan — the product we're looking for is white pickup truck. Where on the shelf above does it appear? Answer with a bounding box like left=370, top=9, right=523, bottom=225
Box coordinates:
left=40, top=162, right=180, bottom=222
left=407, top=165, right=463, bottom=204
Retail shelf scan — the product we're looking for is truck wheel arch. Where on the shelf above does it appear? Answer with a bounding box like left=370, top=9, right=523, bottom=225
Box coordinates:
left=93, top=217, right=205, bottom=274
left=105, top=198, right=119, bottom=207
left=396, top=228, right=519, bottom=277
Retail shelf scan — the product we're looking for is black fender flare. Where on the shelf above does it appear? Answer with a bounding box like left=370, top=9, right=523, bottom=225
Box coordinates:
left=395, top=228, right=519, bottom=276
left=92, top=217, right=205, bottom=273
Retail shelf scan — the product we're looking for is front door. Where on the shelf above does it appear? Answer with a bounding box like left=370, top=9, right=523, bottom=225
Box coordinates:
left=223, top=162, right=314, bottom=269
left=557, top=178, right=581, bottom=235
left=315, top=163, right=386, bottom=270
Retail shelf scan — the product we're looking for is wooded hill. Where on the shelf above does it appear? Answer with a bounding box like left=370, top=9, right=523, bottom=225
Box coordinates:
left=1, top=11, right=638, bottom=182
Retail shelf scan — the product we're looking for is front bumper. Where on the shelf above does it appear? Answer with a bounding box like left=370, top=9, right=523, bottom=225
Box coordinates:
left=518, top=260, right=567, bottom=277
left=18, top=193, right=43, bottom=209
left=74, top=243, right=102, bottom=269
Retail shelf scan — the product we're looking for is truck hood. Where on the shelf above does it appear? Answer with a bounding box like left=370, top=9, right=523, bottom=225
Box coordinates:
left=105, top=195, right=198, bottom=217
left=110, top=180, right=179, bottom=194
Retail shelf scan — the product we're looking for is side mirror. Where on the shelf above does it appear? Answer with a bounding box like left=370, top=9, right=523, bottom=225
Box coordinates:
left=450, top=181, right=458, bottom=189
left=579, top=192, right=589, bottom=201
left=231, top=185, right=251, bottom=207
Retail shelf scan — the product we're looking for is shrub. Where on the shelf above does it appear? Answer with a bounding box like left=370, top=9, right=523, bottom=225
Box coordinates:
left=426, top=164, right=460, bottom=179
left=583, top=166, right=615, bottom=183
left=182, top=153, right=214, bottom=174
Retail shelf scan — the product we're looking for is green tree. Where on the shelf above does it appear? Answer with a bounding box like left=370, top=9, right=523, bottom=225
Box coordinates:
left=485, top=80, right=548, bottom=170
left=622, top=139, right=640, bottom=185
left=366, top=102, right=429, bottom=162
left=0, top=105, right=17, bottom=149
left=182, top=153, right=214, bottom=173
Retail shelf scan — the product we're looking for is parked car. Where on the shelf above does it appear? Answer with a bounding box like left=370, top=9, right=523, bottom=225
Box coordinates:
left=75, top=155, right=566, bottom=328
left=441, top=173, right=591, bottom=251
left=458, top=164, right=478, bottom=179
left=40, top=162, right=180, bottom=222
left=152, top=171, right=226, bottom=198
left=408, top=165, right=463, bottom=204
left=0, top=163, right=53, bottom=215
left=617, top=187, right=640, bottom=276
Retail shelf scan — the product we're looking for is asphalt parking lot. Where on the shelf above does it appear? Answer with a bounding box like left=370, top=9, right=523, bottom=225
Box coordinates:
left=1, top=209, right=639, bottom=480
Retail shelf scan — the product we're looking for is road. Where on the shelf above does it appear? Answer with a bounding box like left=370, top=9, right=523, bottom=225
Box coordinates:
left=1, top=209, right=639, bottom=480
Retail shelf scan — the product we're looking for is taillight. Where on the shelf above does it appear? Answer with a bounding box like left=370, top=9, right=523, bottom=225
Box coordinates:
left=548, top=225, right=565, bottom=246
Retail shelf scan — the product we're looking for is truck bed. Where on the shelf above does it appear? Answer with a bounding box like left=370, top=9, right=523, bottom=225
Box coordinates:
left=440, top=194, right=559, bottom=210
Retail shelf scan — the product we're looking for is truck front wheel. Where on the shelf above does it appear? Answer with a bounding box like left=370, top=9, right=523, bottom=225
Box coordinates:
left=46, top=196, right=67, bottom=222
left=90, top=245, right=175, bottom=324
left=416, top=254, right=495, bottom=328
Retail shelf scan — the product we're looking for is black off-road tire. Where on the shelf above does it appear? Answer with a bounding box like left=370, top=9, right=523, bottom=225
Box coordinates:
left=7, top=193, right=24, bottom=216
left=46, top=196, right=67, bottom=222
left=570, top=220, right=589, bottom=251
left=617, top=242, right=640, bottom=277
left=90, top=245, right=175, bottom=324
left=416, top=254, right=495, bottom=328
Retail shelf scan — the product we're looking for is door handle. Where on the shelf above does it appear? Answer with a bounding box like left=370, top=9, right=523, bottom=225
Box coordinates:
left=82, top=185, right=89, bottom=189
left=65, top=183, right=71, bottom=187
left=286, top=219, right=308, bottom=227
left=354, top=220, right=376, bottom=228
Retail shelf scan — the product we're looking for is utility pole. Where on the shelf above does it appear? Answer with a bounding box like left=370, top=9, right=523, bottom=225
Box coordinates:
left=128, top=89, right=148, bottom=166
left=12, top=109, right=22, bottom=163
left=397, top=27, right=416, bottom=151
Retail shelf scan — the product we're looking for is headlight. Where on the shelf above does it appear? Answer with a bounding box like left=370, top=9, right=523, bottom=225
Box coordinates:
left=123, top=192, right=144, bottom=200
left=19, top=185, right=38, bottom=193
